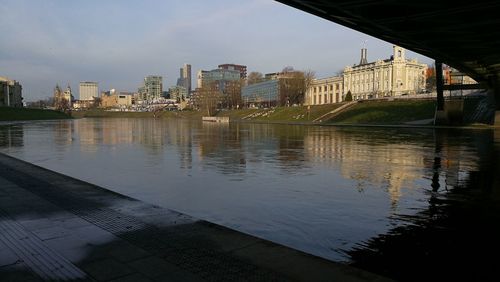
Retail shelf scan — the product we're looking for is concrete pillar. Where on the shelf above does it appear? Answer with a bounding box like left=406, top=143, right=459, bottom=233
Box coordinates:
left=6, top=82, right=10, bottom=107
left=492, top=76, right=500, bottom=126
left=434, top=61, right=447, bottom=125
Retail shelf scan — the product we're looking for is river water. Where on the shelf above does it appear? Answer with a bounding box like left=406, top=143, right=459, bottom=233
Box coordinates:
left=1, top=118, right=499, bottom=280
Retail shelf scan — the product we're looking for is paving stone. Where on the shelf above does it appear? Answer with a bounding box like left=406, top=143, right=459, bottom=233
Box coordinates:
left=0, top=153, right=392, bottom=282
left=82, top=258, right=134, bottom=281
left=42, top=234, right=91, bottom=262
left=0, top=245, right=20, bottom=267
left=18, top=218, right=55, bottom=231
left=105, top=241, right=151, bottom=263
left=153, top=270, right=206, bottom=282
left=55, top=216, right=93, bottom=229
left=128, top=256, right=185, bottom=279
left=0, top=265, right=42, bottom=282
left=71, top=224, right=117, bottom=245
left=31, top=226, right=70, bottom=241
left=110, top=273, right=153, bottom=282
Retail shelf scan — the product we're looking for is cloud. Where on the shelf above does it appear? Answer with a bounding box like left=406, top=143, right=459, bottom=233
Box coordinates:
left=0, top=0, right=431, bottom=101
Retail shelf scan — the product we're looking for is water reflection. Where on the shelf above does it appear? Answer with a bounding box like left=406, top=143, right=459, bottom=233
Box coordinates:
left=0, top=123, right=23, bottom=147
left=346, top=130, right=500, bottom=281
left=0, top=118, right=499, bottom=279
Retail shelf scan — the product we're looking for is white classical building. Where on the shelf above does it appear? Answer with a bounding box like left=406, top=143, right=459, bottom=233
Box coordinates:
left=305, top=76, right=343, bottom=105
left=343, top=46, right=427, bottom=100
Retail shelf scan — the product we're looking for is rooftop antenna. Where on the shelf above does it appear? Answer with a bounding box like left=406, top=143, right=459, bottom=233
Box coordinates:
left=359, top=40, right=368, bottom=65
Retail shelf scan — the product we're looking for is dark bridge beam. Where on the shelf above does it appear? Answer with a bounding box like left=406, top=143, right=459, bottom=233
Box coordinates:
left=275, top=0, right=500, bottom=124
left=442, top=84, right=485, bottom=91
left=275, top=0, right=500, bottom=85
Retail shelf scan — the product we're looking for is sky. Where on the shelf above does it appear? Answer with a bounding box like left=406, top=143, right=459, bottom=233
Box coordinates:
left=0, top=0, right=432, bottom=101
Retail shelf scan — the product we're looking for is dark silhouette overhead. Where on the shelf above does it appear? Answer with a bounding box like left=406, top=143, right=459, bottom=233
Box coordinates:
left=275, top=0, right=500, bottom=85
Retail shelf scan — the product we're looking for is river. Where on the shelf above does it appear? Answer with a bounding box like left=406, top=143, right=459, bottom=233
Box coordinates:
left=1, top=118, right=499, bottom=280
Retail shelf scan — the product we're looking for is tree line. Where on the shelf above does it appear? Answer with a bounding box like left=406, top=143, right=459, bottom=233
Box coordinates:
left=195, top=67, right=315, bottom=116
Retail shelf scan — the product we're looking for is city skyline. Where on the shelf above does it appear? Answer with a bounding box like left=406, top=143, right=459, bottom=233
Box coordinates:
left=0, top=0, right=433, bottom=101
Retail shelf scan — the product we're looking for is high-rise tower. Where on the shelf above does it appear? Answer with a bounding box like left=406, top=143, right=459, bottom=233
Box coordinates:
left=177, top=64, right=192, bottom=94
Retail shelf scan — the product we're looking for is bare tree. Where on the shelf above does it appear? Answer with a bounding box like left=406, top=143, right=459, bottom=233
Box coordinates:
left=224, top=79, right=243, bottom=109
left=279, top=68, right=315, bottom=106
left=54, top=97, right=71, bottom=113
left=90, top=97, right=102, bottom=109
left=197, top=82, right=222, bottom=116
left=28, top=97, right=53, bottom=109
left=303, top=69, right=316, bottom=100
left=247, top=72, right=263, bottom=85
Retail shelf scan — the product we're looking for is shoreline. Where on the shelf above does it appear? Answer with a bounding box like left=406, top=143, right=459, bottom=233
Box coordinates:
left=0, top=152, right=391, bottom=281
left=1, top=114, right=496, bottom=131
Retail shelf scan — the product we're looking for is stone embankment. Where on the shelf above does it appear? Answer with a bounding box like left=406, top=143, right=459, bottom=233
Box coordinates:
left=0, top=153, right=391, bottom=282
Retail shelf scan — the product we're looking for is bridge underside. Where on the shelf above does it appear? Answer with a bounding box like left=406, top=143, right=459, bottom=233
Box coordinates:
left=276, top=0, right=500, bottom=91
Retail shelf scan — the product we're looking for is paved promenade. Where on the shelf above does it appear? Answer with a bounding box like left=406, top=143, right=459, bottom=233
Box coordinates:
left=0, top=153, right=390, bottom=281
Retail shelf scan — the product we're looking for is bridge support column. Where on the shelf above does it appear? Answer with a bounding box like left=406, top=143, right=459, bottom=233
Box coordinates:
left=489, top=76, right=500, bottom=126
left=434, top=61, right=447, bottom=125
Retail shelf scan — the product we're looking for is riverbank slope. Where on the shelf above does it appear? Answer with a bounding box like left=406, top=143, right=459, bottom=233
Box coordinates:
left=69, top=97, right=485, bottom=127
left=0, top=107, right=71, bottom=121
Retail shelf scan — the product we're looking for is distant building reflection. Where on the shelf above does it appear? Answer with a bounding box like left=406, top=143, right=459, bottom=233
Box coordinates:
left=197, top=122, right=246, bottom=174
left=18, top=118, right=485, bottom=207
left=0, top=124, right=24, bottom=147
left=303, top=127, right=481, bottom=205
left=345, top=129, right=500, bottom=281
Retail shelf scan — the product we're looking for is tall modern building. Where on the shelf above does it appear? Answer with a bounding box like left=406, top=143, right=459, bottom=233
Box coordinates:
left=197, top=70, right=209, bottom=89
left=241, top=79, right=280, bottom=106
left=79, top=81, right=98, bottom=100
left=343, top=46, right=427, bottom=100
left=197, top=68, right=240, bottom=91
left=177, top=64, right=191, bottom=94
left=218, top=64, right=247, bottom=79
left=0, top=76, right=23, bottom=107
left=169, top=85, right=188, bottom=102
left=139, top=75, right=162, bottom=102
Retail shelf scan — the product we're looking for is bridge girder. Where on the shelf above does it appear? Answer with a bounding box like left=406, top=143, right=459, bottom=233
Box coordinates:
left=275, top=0, right=500, bottom=86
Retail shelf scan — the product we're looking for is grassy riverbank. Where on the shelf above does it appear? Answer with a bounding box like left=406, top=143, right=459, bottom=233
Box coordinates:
left=327, top=100, right=436, bottom=125
left=70, top=97, right=485, bottom=126
left=71, top=109, right=203, bottom=119
left=216, top=104, right=344, bottom=122
left=0, top=107, right=71, bottom=121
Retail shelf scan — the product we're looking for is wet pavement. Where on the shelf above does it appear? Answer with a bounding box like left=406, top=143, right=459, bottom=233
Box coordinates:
left=0, top=152, right=390, bottom=281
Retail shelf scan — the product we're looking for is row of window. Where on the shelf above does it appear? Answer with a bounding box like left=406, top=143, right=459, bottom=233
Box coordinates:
left=348, top=67, right=424, bottom=82
left=312, top=83, right=341, bottom=93
left=312, top=93, right=341, bottom=105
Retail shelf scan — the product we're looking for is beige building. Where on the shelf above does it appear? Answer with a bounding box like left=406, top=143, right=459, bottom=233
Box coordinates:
left=72, top=99, right=95, bottom=109
left=0, top=76, right=23, bottom=107
left=305, top=76, right=343, bottom=105
left=79, top=81, right=98, bottom=100
left=343, top=46, right=427, bottom=100
left=101, top=89, right=133, bottom=108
